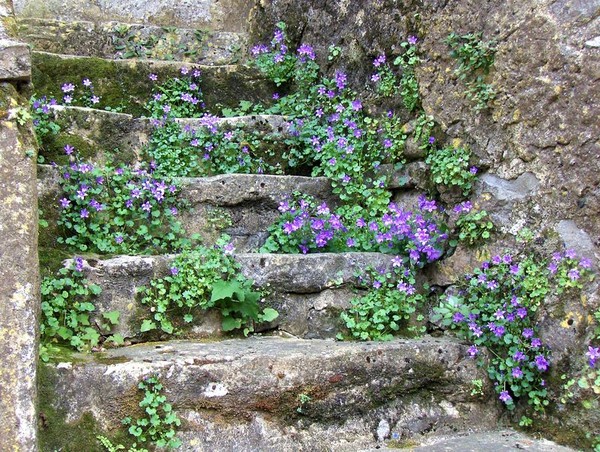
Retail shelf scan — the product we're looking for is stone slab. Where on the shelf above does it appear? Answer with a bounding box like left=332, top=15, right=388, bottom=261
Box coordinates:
left=0, top=38, right=30, bottom=80
left=42, top=336, right=499, bottom=450
left=0, top=84, right=40, bottom=450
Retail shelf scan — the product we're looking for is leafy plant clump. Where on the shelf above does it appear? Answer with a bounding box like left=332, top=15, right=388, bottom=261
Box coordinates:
left=451, top=201, right=494, bottom=246
left=56, top=147, right=189, bottom=255
left=426, top=144, right=477, bottom=196
left=445, top=32, right=497, bottom=111
left=122, top=376, right=181, bottom=450
left=40, top=257, right=122, bottom=359
left=145, top=67, right=205, bottom=119
left=340, top=264, right=425, bottom=341
left=433, top=250, right=594, bottom=413
left=140, top=237, right=278, bottom=335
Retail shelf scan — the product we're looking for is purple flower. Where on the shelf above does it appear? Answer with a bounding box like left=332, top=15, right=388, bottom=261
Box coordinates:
left=428, top=136, right=435, bottom=144
left=223, top=242, right=235, bottom=255
left=180, top=66, right=189, bottom=75
left=59, top=197, right=71, bottom=208
left=531, top=338, right=542, bottom=348
left=516, top=307, right=527, bottom=319
left=272, top=92, right=280, bottom=100
left=499, top=391, right=512, bottom=404
left=534, top=355, right=549, bottom=371
left=64, top=144, right=75, bottom=155
left=565, top=249, right=577, bottom=259
left=74, top=257, right=84, bottom=272
left=346, top=238, right=356, bottom=247
left=170, top=266, right=179, bottom=276
left=513, top=350, right=526, bottom=362
left=335, top=71, right=347, bottom=90
left=469, top=166, right=478, bottom=175
left=579, top=257, right=592, bottom=269
left=371, top=73, right=381, bottom=82
left=115, top=235, right=124, bottom=244
left=149, top=73, right=158, bottom=81
left=61, top=83, right=75, bottom=93
left=522, top=328, right=534, bottom=338
left=567, top=268, right=580, bottom=281
left=587, top=346, right=600, bottom=368
left=512, top=367, right=523, bottom=378
left=548, top=262, right=558, bottom=274
left=297, top=43, right=315, bottom=60
left=356, top=218, right=366, bottom=228
left=510, top=264, right=520, bottom=275
left=373, top=54, right=386, bottom=67
left=82, top=78, right=92, bottom=87
left=407, top=35, right=418, bottom=45
left=453, top=312, right=465, bottom=323
left=63, top=95, right=73, bottom=104
left=141, top=201, right=152, bottom=212
left=468, top=345, right=478, bottom=357
left=351, top=99, right=363, bottom=111
left=80, top=208, right=89, bottom=218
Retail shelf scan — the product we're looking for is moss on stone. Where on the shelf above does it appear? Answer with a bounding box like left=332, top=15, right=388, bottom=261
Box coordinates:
left=38, top=247, right=70, bottom=278
left=40, top=132, right=97, bottom=165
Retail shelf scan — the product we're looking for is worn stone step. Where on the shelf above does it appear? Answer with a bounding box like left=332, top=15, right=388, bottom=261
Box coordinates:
left=14, top=0, right=253, bottom=32
left=40, top=336, right=499, bottom=451
left=17, top=18, right=246, bottom=64
left=37, top=168, right=335, bottom=253
left=35, top=105, right=289, bottom=166
left=31, top=51, right=275, bottom=116
left=74, top=252, right=396, bottom=341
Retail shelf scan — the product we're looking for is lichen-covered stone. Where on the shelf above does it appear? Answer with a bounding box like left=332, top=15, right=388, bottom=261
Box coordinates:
left=31, top=51, right=275, bottom=115
left=14, top=0, right=254, bottom=31
left=0, top=81, right=39, bottom=449
left=17, top=18, right=247, bottom=64
left=77, top=252, right=395, bottom=341
left=43, top=336, right=499, bottom=450
left=0, top=38, right=30, bottom=79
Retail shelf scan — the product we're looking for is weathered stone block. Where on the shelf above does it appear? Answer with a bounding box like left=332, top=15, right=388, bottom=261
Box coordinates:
left=0, top=38, right=30, bottom=80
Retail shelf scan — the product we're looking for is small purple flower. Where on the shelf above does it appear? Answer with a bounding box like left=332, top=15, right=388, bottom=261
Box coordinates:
left=141, top=201, right=152, bottom=212
left=531, top=338, right=542, bottom=348
left=579, top=257, right=592, bottom=269
left=346, top=237, right=356, bottom=247
left=535, top=355, right=549, bottom=371
left=373, top=54, right=386, bottom=67
left=371, top=73, right=381, bottom=82
left=80, top=208, right=89, bottom=218
left=587, top=346, right=600, bottom=368
left=453, top=312, right=465, bottom=323
left=115, top=235, right=124, bottom=244
left=74, top=257, right=84, bottom=272
left=149, top=73, right=158, bottom=81
left=170, top=266, right=179, bottom=276
left=565, top=249, right=577, bottom=259
left=469, top=166, right=478, bottom=175
left=513, top=350, right=526, bottom=362
left=272, top=92, right=280, bottom=100
left=61, top=83, right=75, bottom=93
left=335, top=71, right=347, bottom=90
left=522, top=328, right=534, bottom=338
left=499, top=391, right=512, bottom=404
left=567, top=268, right=580, bottom=281
left=356, top=218, right=366, bottom=228
left=82, top=78, right=92, bottom=87
left=351, top=99, right=363, bottom=111
left=428, top=136, right=435, bottom=145
left=180, top=66, right=189, bottom=75
left=516, top=307, right=527, bottom=319
left=548, top=262, right=558, bottom=274
left=64, top=144, right=75, bottom=155
left=407, top=35, right=418, bottom=45
left=59, top=198, right=71, bottom=208
left=468, top=345, right=478, bottom=357
left=63, top=95, right=73, bottom=104
left=512, top=367, right=523, bottom=378
left=223, top=242, right=235, bottom=255
left=297, top=43, right=315, bottom=60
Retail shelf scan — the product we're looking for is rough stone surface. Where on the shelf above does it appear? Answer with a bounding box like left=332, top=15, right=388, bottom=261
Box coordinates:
left=0, top=80, right=39, bottom=450
left=0, top=38, right=30, bottom=79
left=14, top=0, right=254, bottom=31
left=179, top=174, right=335, bottom=250
left=36, top=105, right=289, bottom=166
left=17, top=18, right=246, bottom=63
left=42, top=336, right=500, bottom=450
left=365, top=429, right=576, bottom=451
left=31, top=51, right=275, bottom=116
left=78, top=252, right=395, bottom=341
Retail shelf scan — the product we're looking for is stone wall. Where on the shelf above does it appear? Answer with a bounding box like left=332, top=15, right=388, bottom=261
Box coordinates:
left=0, top=0, right=39, bottom=450
left=248, top=0, right=600, bottom=445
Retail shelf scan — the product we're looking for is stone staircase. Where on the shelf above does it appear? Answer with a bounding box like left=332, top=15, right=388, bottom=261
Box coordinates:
left=16, top=1, right=574, bottom=451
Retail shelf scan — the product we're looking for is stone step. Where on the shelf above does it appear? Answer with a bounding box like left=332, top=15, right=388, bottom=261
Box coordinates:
left=14, top=0, right=253, bottom=32
left=17, top=18, right=246, bottom=64
left=35, top=105, right=289, bottom=166
left=75, top=252, right=396, bottom=342
left=37, top=168, right=335, bottom=253
left=31, top=51, right=275, bottom=116
left=40, top=336, right=500, bottom=451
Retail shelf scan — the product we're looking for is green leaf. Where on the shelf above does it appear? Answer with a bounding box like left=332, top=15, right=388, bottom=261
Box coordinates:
left=261, top=308, right=279, bottom=322
left=102, top=310, right=121, bottom=325
left=221, top=316, right=242, bottom=331
left=140, top=319, right=157, bottom=332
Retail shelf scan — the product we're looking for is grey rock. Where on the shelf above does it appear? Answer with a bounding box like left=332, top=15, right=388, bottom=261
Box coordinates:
left=0, top=78, right=40, bottom=449
left=44, top=336, right=499, bottom=450
left=15, top=0, right=253, bottom=31
left=78, top=252, right=395, bottom=341
left=585, top=36, right=600, bottom=48
left=17, top=18, right=247, bottom=64
left=0, top=39, right=30, bottom=80
left=477, top=172, right=540, bottom=202
left=556, top=220, right=598, bottom=265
